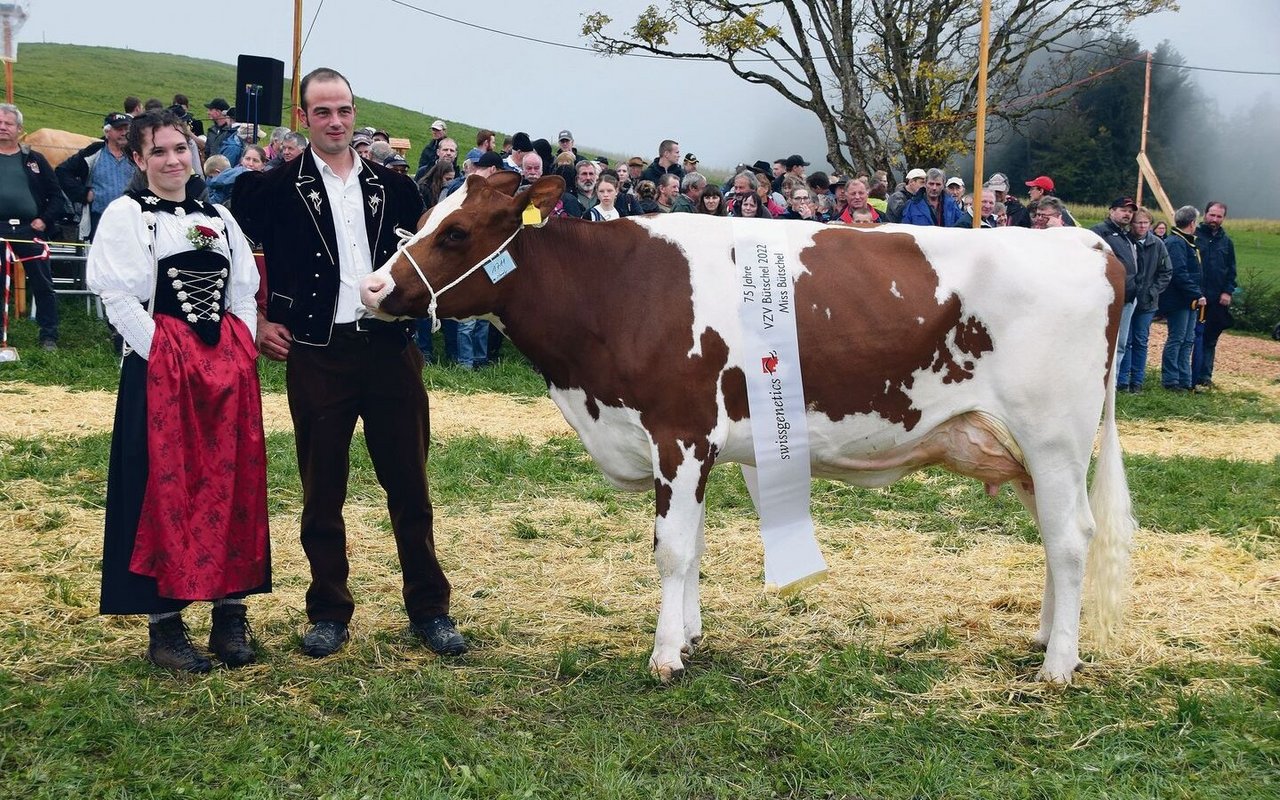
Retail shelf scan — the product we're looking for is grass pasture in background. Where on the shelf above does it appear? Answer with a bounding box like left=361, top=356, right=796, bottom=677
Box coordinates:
left=2, top=297, right=1280, bottom=797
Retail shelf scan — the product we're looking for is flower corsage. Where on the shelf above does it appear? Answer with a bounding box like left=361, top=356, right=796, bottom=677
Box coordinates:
left=186, top=218, right=226, bottom=250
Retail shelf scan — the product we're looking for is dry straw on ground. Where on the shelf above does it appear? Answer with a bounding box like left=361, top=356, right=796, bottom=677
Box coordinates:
left=0, top=385, right=573, bottom=443
left=2, top=477, right=1276, bottom=709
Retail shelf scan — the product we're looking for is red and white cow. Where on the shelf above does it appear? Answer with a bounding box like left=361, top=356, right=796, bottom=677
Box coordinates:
left=361, top=173, right=1135, bottom=683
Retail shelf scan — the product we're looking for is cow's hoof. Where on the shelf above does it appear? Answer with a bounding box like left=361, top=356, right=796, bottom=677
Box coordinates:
left=680, top=635, right=703, bottom=657
left=650, top=660, right=685, bottom=684
left=1036, top=661, right=1083, bottom=684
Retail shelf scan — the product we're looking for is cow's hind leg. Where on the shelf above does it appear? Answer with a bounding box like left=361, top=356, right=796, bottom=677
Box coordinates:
left=1026, top=475, right=1094, bottom=683
left=649, top=447, right=711, bottom=683
left=1012, top=484, right=1053, bottom=652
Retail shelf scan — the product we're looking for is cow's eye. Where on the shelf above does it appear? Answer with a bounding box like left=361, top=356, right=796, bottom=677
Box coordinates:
left=443, top=226, right=468, bottom=243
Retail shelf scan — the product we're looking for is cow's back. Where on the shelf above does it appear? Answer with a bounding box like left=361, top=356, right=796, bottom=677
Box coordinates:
left=630, top=216, right=1119, bottom=469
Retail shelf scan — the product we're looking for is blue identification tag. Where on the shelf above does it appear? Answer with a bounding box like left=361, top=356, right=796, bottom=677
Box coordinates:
left=484, top=250, right=517, bottom=283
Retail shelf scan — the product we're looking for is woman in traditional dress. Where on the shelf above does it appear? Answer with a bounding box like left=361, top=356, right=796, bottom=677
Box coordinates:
left=87, top=110, right=270, bottom=673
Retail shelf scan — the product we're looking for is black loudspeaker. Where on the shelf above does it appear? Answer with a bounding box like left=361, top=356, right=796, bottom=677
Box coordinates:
left=236, top=55, right=285, bottom=127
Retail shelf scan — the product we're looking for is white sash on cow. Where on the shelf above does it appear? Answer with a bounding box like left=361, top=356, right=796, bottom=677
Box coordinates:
left=733, top=219, right=828, bottom=592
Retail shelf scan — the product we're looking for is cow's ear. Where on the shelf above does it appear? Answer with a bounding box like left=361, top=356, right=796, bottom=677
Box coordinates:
left=524, top=175, right=565, bottom=221
left=486, top=170, right=522, bottom=197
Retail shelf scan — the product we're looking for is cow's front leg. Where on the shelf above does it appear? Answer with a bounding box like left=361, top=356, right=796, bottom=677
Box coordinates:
left=649, top=450, right=711, bottom=683
left=681, top=505, right=706, bottom=657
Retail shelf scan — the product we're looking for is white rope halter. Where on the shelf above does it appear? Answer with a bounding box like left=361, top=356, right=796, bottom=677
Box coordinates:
left=392, top=224, right=522, bottom=332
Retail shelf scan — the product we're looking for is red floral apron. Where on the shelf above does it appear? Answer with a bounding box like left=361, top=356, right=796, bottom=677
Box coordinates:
left=128, top=313, right=270, bottom=600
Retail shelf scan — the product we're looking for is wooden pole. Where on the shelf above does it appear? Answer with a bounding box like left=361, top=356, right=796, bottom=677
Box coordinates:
left=1136, top=51, right=1152, bottom=205
left=291, top=0, right=303, bottom=125
left=3, top=16, right=13, bottom=104
left=971, top=0, right=991, bottom=228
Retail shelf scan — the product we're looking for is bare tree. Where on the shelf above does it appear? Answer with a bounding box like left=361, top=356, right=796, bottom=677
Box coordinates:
left=583, top=0, right=1175, bottom=181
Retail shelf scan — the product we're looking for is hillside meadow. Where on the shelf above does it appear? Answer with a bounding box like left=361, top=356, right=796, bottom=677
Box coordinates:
left=10, top=42, right=622, bottom=168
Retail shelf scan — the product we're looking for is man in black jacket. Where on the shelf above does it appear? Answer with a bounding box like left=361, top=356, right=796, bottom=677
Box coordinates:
left=0, top=103, right=65, bottom=349
left=640, top=139, right=683, bottom=185
left=1091, top=197, right=1140, bottom=388
left=232, top=67, right=466, bottom=660
left=1193, top=201, right=1237, bottom=388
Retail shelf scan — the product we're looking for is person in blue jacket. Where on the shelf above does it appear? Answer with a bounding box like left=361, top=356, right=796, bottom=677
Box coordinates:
left=1157, top=205, right=1204, bottom=391
left=900, top=168, right=972, bottom=227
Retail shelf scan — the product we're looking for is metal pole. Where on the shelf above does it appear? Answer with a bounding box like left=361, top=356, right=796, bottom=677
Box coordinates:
left=1136, top=51, right=1152, bottom=205
left=291, top=0, right=303, bottom=125
left=971, top=0, right=991, bottom=228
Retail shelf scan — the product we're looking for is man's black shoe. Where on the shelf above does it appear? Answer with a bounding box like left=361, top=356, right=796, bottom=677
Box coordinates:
left=410, top=615, right=468, bottom=656
left=148, top=615, right=212, bottom=673
left=209, top=604, right=256, bottom=667
left=301, top=620, right=349, bottom=658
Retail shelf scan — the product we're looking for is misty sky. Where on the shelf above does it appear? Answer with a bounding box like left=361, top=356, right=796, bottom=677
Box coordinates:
left=15, top=0, right=1280, bottom=193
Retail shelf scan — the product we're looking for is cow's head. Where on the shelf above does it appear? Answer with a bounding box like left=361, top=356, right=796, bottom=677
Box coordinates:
left=361, top=172, right=564, bottom=325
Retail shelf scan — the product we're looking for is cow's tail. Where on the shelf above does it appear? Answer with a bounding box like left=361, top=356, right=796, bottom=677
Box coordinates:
left=1085, top=374, right=1136, bottom=647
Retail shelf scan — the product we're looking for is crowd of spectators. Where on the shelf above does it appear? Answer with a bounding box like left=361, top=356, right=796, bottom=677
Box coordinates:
left=23, top=95, right=1240, bottom=387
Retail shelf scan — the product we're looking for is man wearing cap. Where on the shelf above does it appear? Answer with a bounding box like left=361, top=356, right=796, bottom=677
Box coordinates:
left=626, top=156, right=646, bottom=185
left=886, top=168, right=926, bottom=223
left=202, top=99, right=236, bottom=164
left=351, top=132, right=373, bottom=160
left=382, top=152, right=409, bottom=175
left=1025, top=175, right=1076, bottom=226
left=556, top=130, right=580, bottom=162
left=945, top=176, right=965, bottom=203
left=416, top=120, right=448, bottom=174
left=56, top=112, right=135, bottom=240
left=784, top=154, right=809, bottom=182
left=0, top=102, right=64, bottom=349
left=641, top=140, right=683, bottom=185
left=442, top=150, right=502, bottom=199
left=986, top=172, right=1029, bottom=227
left=1091, top=197, right=1140, bottom=385
left=828, top=174, right=849, bottom=219
left=231, top=66, right=466, bottom=660
left=901, top=168, right=971, bottom=228
left=505, top=132, right=534, bottom=173
left=682, top=153, right=699, bottom=174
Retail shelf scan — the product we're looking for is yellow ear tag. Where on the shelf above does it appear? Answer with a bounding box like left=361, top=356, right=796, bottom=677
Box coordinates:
left=522, top=202, right=543, bottom=228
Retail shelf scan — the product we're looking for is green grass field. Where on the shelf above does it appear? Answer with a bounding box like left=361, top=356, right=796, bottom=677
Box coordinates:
left=2, top=299, right=1279, bottom=798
